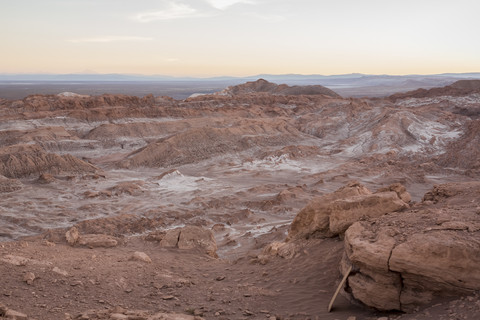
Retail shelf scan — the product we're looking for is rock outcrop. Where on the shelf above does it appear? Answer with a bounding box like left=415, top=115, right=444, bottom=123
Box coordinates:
left=146, top=226, right=218, bottom=258
left=287, top=181, right=410, bottom=240
left=341, top=182, right=480, bottom=311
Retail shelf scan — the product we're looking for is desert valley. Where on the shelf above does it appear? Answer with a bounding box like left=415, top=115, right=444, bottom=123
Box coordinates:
left=0, top=79, right=479, bottom=320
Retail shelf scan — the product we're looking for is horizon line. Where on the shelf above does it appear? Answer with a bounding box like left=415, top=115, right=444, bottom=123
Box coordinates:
left=1, top=71, right=480, bottom=80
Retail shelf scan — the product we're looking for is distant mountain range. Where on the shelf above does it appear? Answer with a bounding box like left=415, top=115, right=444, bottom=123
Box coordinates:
left=1, top=72, right=480, bottom=99
left=1, top=72, right=480, bottom=84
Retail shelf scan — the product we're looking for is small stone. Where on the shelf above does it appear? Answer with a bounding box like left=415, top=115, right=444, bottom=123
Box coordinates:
left=77, top=234, right=118, bottom=248
left=162, top=295, right=175, bottom=300
left=216, top=275, right=226, bottom=281
left=52, top=267, right=69, bottom=276
left=243, top=310, right=254, bottom=316
left=5, top=309, right=28, bottom=320
left=377, top=317, right=389, bottom=320
left=347, top=317, right=357, bottom=320
left=23, top=272, right=35, bottom=285
left=1, top=255, right=29, bottom=266
left=65, top=227, right=79, bottom=246
left=42, top=240, right=56, bottom=247
left=130, top=251, right=152, bottom=263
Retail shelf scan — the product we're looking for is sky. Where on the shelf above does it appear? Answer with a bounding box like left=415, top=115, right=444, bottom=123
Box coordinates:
left=1, top=0, right=480, bottom=77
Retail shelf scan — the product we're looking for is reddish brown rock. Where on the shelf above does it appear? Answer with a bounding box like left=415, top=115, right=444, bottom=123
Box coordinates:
left=287, top=181, right=409, bottom=240
left=65, top=227, right=80, bottom=246
left=77, top=234, right=119, bottom=248
left=341, top=182, right=480, bottom=311
left=130, top=251, right=152, bottom=263
left=151, top=226, right=217, bottom=257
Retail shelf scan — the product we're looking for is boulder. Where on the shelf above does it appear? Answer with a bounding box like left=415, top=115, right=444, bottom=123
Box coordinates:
left=151, top=226, right=217, bottom=257
left=287, top=181, right=409, bottom=240
left=377, top=183, right=411, bottom=203
left=4, top=309, right=28, bottom=320
left=130, top=251, right=152, bottom=263
left=77, top=234, right=119, bottom=248
left=23, top=272, right=35, bottom=285
left=341, top=182, right=480, bottom=311
left=177, top=225, right=217, bottom=257
left=159, top=229, right=182, bottom=248
left=65, top=226, right=79, bottom=245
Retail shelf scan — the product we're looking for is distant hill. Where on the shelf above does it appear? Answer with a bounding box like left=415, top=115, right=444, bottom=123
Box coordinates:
left=388, top=79, right=480, bottom=101
left=218, top=79, right=340, bottom=98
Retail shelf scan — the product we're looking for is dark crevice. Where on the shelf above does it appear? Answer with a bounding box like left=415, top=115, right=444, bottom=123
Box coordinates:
left=176, top=230, right=181, bottom=248
left=398, top=272, right=405, bottom=310
left=387, top=242, right=404, bottom=310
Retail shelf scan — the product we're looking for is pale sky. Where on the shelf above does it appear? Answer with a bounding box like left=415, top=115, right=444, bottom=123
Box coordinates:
left=1, top=0, right=479, bottom=77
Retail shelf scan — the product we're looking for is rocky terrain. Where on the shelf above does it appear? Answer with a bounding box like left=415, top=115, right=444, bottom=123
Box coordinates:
left=0, top=79, right=479, bottom=319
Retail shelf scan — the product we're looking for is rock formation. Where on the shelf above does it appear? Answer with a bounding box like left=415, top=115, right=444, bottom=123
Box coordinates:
left=341, top=182, right=480, bottom=311
left=147, top=226, right=218, bottom=258
left=287, top=181, right=410, bottom=240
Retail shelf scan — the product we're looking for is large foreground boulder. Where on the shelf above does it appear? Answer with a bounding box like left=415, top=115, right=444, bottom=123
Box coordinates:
left=287, top=181, right=410, bottom=240
left=341, top=181, right=480, bottom=311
